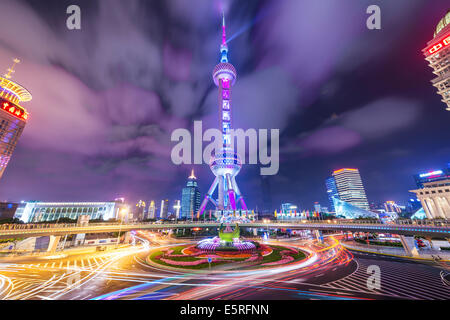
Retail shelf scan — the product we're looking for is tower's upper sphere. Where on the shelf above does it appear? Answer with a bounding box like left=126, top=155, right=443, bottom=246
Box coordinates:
left=213, top=62, right=237, bottom=87
left=209, top=148, right=242, bottom=177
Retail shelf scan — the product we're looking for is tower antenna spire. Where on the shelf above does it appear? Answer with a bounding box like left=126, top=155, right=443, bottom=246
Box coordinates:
left=220, top=11, right=229, bottom=63
left=189, top=169, right=196, bottom=179
left=222, top=11, right=227, bottom=46
left=4, top=58, right=20, bottom=80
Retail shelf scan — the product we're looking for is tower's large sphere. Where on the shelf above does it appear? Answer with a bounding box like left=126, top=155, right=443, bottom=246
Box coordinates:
left=210, top=148, right=242, bottom=176
left=213, top=62, right=237, bottom=86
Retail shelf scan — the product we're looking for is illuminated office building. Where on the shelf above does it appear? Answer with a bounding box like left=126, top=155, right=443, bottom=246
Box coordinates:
left=181, top=170, right=201, bottom=220
left=147, top=200, right=157, bottom=220
left=135, top=200, right=146, bottom=221
left=331, top=168, right=370, bottom=211
left=423, top=11, right=450, bottom=111
left=325, top=177, right=338, bottom=213
left=159, top=199, right=169, bottom=220
left=173, top=200, right=181, bottom=219
left=0, top=59, right=32, bottom=180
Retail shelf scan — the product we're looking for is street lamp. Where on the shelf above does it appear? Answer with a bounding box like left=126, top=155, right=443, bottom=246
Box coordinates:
left=263, top=219, right=269, bottom=236
left=116, top=207, right=129, bottom=249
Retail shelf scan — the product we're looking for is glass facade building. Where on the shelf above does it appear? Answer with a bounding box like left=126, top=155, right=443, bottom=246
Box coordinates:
left=325, top=176, right=339, bottom=213
left=147, top=200, right=157, bottom=220
left=333, top=197, right=378, bottom=219
left=181, top=170, right=201, bottom=220
left=331, top=168, right=370, bottom=211
left=15, top=201, right=126, bottom=223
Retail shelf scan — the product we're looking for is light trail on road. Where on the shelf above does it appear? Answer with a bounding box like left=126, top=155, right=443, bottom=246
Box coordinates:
left=1, top=233, right=449, bottom=300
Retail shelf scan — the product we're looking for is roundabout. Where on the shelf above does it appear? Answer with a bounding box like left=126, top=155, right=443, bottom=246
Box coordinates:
left=146, top=224, right=308, bottom=272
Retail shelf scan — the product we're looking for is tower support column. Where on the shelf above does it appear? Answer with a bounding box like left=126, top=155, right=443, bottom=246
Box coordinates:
left=218, top=175, right=225, bottom=210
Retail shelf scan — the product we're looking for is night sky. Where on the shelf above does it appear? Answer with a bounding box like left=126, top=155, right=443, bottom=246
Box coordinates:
left=0, top=0, right=449, bottom=212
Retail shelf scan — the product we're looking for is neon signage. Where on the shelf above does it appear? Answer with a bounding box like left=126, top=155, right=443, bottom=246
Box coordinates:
left=419, top=170, right=443, bottom=178
left=0, top=99, right=28, bottom=121
left=333, top=168, right=358, bottom=174
left=427, top=35, right=450, bottom=55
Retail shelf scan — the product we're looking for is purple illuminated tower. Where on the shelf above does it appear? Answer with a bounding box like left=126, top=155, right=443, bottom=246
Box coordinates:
left=197, top=13, right=248, bottom=219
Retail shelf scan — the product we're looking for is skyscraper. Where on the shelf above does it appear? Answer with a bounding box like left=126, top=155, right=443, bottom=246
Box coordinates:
left=0, top=59, right=32, bottom=180
left=181, top=169, right=201, bottom=220
left=422, top=10, right=450, bottom=111
left=147, top=200, right=157, bottom=220
left=197, top=13, right=248, bottom=218
left=134, top=200, right=146, bottom=221
left=173, top=200, right=181, bottom=219
left=325, top=176, right=339, bottom=213
left=331, top=168, right=370, bottom=211
left=159, top=199, right=168, bottom=220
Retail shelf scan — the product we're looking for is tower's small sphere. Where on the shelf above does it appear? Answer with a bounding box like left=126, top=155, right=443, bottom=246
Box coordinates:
left=210, top=148, right=242, bottom=176
left=213, top=62, right=237, bottom=87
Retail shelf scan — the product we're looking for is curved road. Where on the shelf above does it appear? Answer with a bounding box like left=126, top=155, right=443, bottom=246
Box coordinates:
left=0, top=233, right=449, bottom=300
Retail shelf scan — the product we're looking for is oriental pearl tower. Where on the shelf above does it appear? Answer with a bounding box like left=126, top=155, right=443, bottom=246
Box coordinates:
left=197, top=13, right=249, bottom=221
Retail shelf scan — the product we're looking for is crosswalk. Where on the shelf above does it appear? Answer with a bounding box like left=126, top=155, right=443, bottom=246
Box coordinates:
left=0, top=256, right=112, bottom=272
left=0, top=255, right=118, bottom=300
left=322, top=255, right=450, bottom=299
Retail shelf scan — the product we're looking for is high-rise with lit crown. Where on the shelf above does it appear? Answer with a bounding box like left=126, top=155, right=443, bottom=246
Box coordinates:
left=331, top=168, right=370, bottom=211
left=0, top=59, right=32, bottom=180
left=197, top=13, right=248, bottom=219
left=181, top=169, right=201, bottom=220
left=423, top=11, right=450, bottom=111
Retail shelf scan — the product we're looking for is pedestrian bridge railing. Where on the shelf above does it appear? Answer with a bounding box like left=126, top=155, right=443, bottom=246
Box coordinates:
left=0, top=219, right=450, bottom=239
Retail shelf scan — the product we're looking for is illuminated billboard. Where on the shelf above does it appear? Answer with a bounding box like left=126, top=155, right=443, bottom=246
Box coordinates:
left=426, top=34, right=450, bottom=55
left=0, top=98, right=28, bottom=121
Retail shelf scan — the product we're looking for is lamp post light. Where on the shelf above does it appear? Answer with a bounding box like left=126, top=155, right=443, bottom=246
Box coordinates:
left=116, top=207, right=129, bottom=249
left=263, top=219, right=270, bottom=235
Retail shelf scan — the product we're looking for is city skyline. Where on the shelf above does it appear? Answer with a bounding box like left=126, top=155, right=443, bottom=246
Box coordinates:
left=0, top=1, right=448, bottom=211
left=0, top=1, right=449, bottom=305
